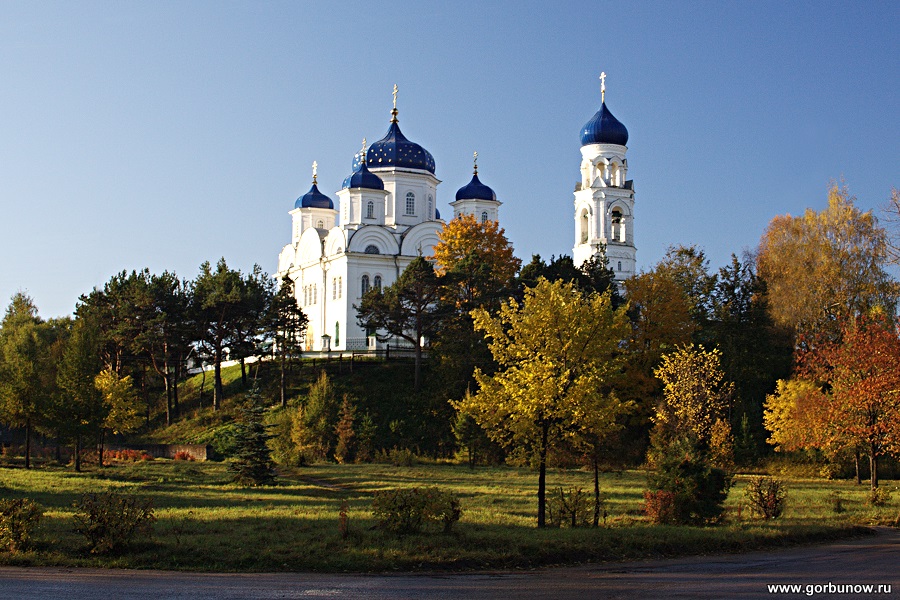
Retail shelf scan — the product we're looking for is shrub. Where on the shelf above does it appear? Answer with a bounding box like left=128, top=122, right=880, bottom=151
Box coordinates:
left=744, top=476, right=787, bottom=519
left=173, top=451, right=194, bottom=461
left=642, top=490, right=677, bottom=525
left=375, top=447, right=416, bottom=467
left=0, top=498, right=43, bottom=552
left=648, top=438, right=732, bottom=525
left=868, top=487, right=892, bottom=507
left=73, top=491, right=156, bottom=554
left=547, top=487, right=591, bottom=528
left=372, top=487, right=462, bottom=534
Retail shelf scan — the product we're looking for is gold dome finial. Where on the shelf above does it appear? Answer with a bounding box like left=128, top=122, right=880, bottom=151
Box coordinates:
left=473, top=151, right=478, bottom=175
left=599, top=71, right=607, bottom=103
left=391, top=84, right=399, bottom=123
left=312, top=160, right=318, bottom=184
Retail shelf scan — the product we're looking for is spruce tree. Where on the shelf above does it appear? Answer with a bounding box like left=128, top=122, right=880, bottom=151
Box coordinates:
left=229, top=385, right=276, bottom=486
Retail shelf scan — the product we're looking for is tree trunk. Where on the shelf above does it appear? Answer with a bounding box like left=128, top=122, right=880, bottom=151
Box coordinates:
left=855, top=449, right=862, bottom=485
left=240, top=358, right=247, bottom=387
left=24, top=419, right=31, bottom=469
left=164, top=368, right=172, bottom=426
left=74, top=434, right=82, bottom=472
left=213, top=348, right=223, bottom=411
left=98, top=430, right=105, bottom=467
left=280, top=351, right=287, bottom=409
left=537, top=423, right=549, bottom=528
left=413, top=343, right=422, bottom=392
left=173, top=360, right=181, bottom=419
left=870, top=445, right=878, bottom=490
left=593, top=453, right=601, bottom=527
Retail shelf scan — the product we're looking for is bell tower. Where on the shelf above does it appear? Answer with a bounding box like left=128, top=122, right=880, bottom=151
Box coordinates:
left=573, top=72, right=636, bottom=281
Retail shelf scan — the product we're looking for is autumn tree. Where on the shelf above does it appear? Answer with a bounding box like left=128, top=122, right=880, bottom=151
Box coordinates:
left=757, top=183, right=897, bottom=340
left=356, top=256, right=442, bottom=391
left=770, top=319, right=900, bottom=489
left=94, top=369, right=143, bottom=466
left=454, top=279, right=630, bottom=527
left=57, top=317, right=104, bottom=471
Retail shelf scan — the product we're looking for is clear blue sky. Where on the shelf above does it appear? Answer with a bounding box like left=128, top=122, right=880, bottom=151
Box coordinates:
left=1, top=0, right=897, bottom=318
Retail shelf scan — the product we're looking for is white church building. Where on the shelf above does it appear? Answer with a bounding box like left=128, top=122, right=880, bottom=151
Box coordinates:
left=276, top=77, right=636, bottom=352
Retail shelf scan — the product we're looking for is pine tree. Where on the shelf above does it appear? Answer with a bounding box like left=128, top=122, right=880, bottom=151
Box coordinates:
left=229, top=385, right=276, bottom=486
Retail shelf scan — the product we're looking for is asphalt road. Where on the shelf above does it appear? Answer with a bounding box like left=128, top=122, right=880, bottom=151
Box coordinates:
left=1, top=527, right=897, bottom=599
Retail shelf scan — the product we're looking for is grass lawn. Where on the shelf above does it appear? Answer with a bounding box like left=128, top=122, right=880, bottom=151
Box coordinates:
left=0, top=460, right=894, bottom=572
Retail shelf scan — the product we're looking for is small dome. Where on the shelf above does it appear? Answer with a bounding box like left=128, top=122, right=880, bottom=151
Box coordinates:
left=435, top=207, right=441, bottom=220
left=295, top=183, right=334, bottom=210
left=342, top=159, right=384, bottom=191
left=455, top=173, right=496, bottom=201
left=580, top=102, right=629, bottom=146
left=356, top=121, right=436, bottom=174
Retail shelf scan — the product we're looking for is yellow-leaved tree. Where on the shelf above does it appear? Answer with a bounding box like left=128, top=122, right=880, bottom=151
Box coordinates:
left=453, top=278, right=631, bottom=528
left=94, top=369, right=143, bottom=466
left=652, top=345, right=735, bottom=468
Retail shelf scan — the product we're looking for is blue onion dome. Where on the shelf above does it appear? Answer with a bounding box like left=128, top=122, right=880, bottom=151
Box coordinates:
left=295, top=182, right=334, bottom=209
left=456, top=173, right=496, bottom=201
left=342, top=151, right=384, bottom=190
left=355, top=105, right=436, bottom=173
left=435, top=207, right=441, bottom=220
left=580, top=101, right=629, bottom=146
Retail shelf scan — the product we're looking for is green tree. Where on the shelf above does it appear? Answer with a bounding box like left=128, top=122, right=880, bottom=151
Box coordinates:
left=229, top=385, right=276, bottom=486
left=356, top=256, right=442, bottom=391
left=0, top=293, right=49, bottom=468
left=266, top=275, right=308, bottom=408
left=291, top=371, right=340, bottom=462
left=57, top=318, right=104, bottom=472
left=192, top=258, right=244, bottom=409
left=229, top=265, right=274, bottom=387
left=455, top=279, right=630, bottom=527
left=333, top=395, right=356, bottom=465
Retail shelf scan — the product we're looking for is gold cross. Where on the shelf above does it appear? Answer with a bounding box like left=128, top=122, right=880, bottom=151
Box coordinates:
left=312, top=160, right=318, bottom=183
left=600, top=71, right=606, bottom=102
left=473, top=151, right=478, bottom=174
left=392, top=84, right=398, bottom=109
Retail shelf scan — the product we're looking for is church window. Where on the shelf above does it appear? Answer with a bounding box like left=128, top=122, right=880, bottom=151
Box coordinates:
left=427, top=195, right=433, bottom=219
left=332, top=278, right=337, bottom=300
left=618, top=261, right=622, bottom=271
left=365, top=244, right=380, bottom=254
left=610, top=163, right=619, bottom=187
left=316, top=220, right=324, bottom=229
left=338, top=276, right=342, bottom=298
left=580, top=209, right=589, bottom=243
left=335, top=322, right=340, bottom=346
left=361, top=275, right=370, bottom=296
left=374, top=275, right=382, bottom=291
left=405, top=192, right=415, bottom=215
left=303, top=286, right=308, bottom=306
left=366, top=201, right=374, bottom=219
left=313, top=284, right=317, bottom=304
left=481, top=211, right=488, bottom=224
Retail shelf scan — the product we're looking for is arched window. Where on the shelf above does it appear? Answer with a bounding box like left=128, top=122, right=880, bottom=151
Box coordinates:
left=617, top=261, right=622, bottom=272
left=366, top=201, right=374, bottom=219
left=365, top=244, right=380, bottom=254
left=313, top=284, right=317, bottom=304
left=611, top=208, right=623, bottom=242
left=405, top=192, right=415, bottom=215
left=610, top=163, right=619, bottom=187
left=374, top=275, right=382, bottom=291
left=580, top=209, right=589, bottom=243
left=481, top=211, right=488, bottom=224
left=427, top=195, right=433, bottom=219
left=361, top=275, right=370, bottom=296
left=316, top=219, right=324, bottom=229
left=335, top=322, right=340, bottom=346
left=303, top=286, right=308, bottom=306
left=337, top=276, right=342, bottom=298
left=332, top=277, right=337, bottom=300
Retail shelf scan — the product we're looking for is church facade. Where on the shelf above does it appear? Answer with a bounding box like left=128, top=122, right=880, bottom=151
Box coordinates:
left=276, top=78, right=635, bottom=352
left=276, top=89, right=500, bottom=352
